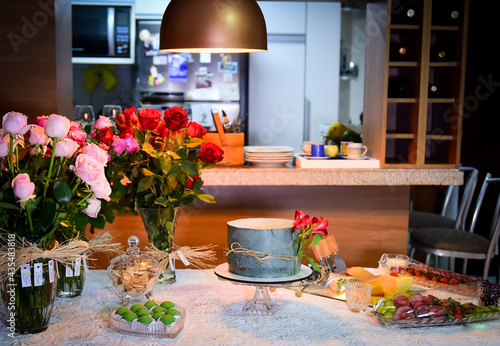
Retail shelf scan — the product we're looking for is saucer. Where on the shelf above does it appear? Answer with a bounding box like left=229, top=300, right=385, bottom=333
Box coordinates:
left=346, top=155, right=369, bottom=160
left=300, top=154, right=332, bottom=160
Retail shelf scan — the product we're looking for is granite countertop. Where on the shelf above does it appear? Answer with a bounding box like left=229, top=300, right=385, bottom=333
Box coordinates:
left=202, top=164, right=463, bottom=186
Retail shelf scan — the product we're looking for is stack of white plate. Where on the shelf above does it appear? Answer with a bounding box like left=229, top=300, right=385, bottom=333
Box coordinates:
left=244, top=146, right=295, bottom=166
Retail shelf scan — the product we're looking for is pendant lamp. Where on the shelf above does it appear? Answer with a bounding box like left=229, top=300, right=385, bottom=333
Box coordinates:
left=159, top=0, right=267, bottom=53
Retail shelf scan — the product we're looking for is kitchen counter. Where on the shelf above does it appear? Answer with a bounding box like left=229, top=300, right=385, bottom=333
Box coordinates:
left=202, top=165, right=463, bottom=186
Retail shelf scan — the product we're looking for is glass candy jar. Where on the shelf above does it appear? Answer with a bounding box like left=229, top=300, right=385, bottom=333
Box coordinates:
left=107, top=236, right=160, bottom=304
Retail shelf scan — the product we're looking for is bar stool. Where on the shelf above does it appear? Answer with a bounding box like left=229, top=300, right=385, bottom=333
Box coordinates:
left=409, top=174, right=500, bottom=280
left=409, top=167, right=479, bottom=230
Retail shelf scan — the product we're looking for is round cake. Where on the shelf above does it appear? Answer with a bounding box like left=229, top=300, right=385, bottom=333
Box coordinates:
left=227, top=218, right=298, bottom=278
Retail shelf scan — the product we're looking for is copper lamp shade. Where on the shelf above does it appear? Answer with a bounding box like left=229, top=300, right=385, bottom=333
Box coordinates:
left=160, top=0, right=267, bottom=53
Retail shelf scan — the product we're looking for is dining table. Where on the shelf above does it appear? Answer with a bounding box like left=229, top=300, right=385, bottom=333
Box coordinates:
left=0, top=269, right=499, bottom=345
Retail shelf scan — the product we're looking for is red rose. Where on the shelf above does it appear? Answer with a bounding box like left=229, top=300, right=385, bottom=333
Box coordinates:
left=156, top=120, right=170, bottom=138
left=185, top=121, right=207, bottom=138
left=117, top=125, right=134, bottom=138
left=138, top=108, right=162, bottom=131
left=186, top=175, right=202, bottom=190
left=199, top=143, right=224, bottom=163
left=164, top=107, right=188, bottom=131
left=95, top=127, right=114, bottom=146
left=116, top=107, right=138, bottom=127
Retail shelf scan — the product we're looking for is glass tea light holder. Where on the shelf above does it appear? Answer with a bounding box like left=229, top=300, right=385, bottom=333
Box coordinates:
left=75, top=105, right=95, bottom=124
left=102, top=105, right=122, bottom=120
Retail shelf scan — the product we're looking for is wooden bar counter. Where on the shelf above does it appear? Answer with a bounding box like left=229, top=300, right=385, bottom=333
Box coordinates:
left=87, top=166, right=462, bottom=270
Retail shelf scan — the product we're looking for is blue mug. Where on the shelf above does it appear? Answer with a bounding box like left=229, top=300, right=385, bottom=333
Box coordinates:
left=310, top=144, right=325, bottom=157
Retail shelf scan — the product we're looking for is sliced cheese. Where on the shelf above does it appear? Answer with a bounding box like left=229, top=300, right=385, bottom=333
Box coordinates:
left=346, top=267, right=376, bottom=282
left=376, top=274, right=413, bottom=296
left=365, top=279, right=384, bottom=296
left=326, top=273, right=357, bottom=292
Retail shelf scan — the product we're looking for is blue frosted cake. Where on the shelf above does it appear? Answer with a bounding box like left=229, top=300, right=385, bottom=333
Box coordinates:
left=227, top=218, right=297, bottom=278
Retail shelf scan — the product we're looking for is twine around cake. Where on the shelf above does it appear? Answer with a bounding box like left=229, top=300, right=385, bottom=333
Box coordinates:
left=226, top=242, right=300, bottom=265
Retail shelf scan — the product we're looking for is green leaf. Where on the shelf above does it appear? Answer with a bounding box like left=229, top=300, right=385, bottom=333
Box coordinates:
left=134, top=127, right=145, bottom=143
left=140, top=168, right=155, bottom=176
left=33, top=155, right=45, bottom=171
left=89, top=214, right=106, bottom=229
left=0, top=202, right=19, bottom=210
left=74, top=213, right=90, bottom=232
left=184, top=138, right=203, bottom=148
left=197, top=193, right=216, bottom=203
left=53, top=181, right=72, bottom=204
left=306, top=256, right=322, bottom=272
left=180, top=161, right=199, bottom=176
left=159, top=155, right=172, bottom=175
left=153, top=197, right=169, bottom=207
left=308, top=233, right=323, bottom=249
left=137, top=176, right=154, bottom=193
left=37, top=200, right=57, bottom=228
left=142, top=141, right=155, bottom=155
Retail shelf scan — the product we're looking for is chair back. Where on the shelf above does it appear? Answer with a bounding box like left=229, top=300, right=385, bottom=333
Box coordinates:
left=449, top=167, right=479, bottom=230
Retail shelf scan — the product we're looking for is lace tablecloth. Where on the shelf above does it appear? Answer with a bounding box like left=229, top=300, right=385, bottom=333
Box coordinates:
left=1, top=269, right=499, bottom=345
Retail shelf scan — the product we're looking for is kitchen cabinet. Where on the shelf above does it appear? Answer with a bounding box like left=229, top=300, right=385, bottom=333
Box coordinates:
left=363, top=0, right=469, bottom=168
left=249, top=2, right=341, bottom=150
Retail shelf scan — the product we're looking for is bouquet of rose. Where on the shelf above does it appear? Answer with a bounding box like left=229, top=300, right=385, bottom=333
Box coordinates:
left=93, top=106, right=224, bottom=213
left=292, top=209, right=329, bottom=272
left=0, top=111, right=114, bottom=244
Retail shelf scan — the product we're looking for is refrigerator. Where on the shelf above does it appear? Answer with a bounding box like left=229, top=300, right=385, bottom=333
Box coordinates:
left=135, top=20, right=248, bottom=132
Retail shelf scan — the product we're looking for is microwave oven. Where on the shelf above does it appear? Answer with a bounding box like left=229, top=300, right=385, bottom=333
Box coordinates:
left=72, top=2, right=135, bottom=64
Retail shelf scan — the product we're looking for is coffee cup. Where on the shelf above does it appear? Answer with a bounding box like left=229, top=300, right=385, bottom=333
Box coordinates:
left=310, top=144, right=325, bottom=157
left=346, top=142, right=367, bottom=158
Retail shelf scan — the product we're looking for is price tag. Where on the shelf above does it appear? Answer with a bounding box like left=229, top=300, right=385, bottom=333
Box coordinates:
left=169, top=254, right=175, bottom=271
left=65, top=262, right=74, bottom=277
left=48, top=260, right=55, bottom=283
left=74, top=257, right=81, bottom=276
left=83, top=257, right=89, bottom=273
left=20, top=264, right=31, bottom=288
left=34, top=263, right=43, bottom=287
left=177, top=250, right=190, bottom=266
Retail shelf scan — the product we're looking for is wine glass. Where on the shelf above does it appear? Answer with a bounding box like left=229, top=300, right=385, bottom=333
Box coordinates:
left=74, top=105, right=95, bottom=123
left=102, top=105, right=122, bottom=120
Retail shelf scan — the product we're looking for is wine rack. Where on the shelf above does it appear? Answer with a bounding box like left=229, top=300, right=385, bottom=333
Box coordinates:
left=363, top=0, right=469, bottom=168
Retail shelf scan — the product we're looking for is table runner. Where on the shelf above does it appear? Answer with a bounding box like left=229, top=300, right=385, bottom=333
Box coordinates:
left=0, top=270, right=499, bottom=345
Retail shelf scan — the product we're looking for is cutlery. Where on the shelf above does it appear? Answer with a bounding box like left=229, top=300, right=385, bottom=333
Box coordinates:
left=311, top=242, right=329, bottom=272
left=325, top=235, right=347, bottom=272
left=319, top=239, right=337, bottom=273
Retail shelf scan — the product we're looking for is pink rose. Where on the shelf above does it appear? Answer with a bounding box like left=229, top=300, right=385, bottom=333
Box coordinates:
left=124, top=135, right=139, bottom=153
left=69, top=129, right=87, bottom=146
left=12, top=173, right=36, bottom=202
left=90, top=177, right=111, bottom=201
left=69, top=121, right=82, bottom=132
left=83, top=198, right=101, bottom=218
left=71, top=154, right=111, bottom=201
left=82, top=143, right=108, bottom=166
left=53, top=138, right=79, bottom=159
left=44, top=114, right=71, bottom=139
left=94, top=116, right=112, bottom=130
left=0, top=130, right=24, bottom=154
left=0, top=141, right=8, bottom=157
left=111, top=136, right=127, bottom=155
left=29, top=125, right=49, bottom=146
left=35, top=115, right=49, bottom=128
left=2, top=112, right=30, bottom=135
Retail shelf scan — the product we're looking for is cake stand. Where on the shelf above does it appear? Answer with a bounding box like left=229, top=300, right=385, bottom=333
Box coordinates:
left=214, top=263, right=313, bottom=315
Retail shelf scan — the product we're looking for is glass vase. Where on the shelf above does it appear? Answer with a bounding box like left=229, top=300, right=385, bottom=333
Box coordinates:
left=0, top=258, right=57, bottom=334
left=57, top=257, right=87, bottom=297
left=138, top=206, right=179, bottom=284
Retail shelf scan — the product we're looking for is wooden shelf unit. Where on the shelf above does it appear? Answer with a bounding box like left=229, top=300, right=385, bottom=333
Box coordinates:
left=363, top=0, right=469, bottom=168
